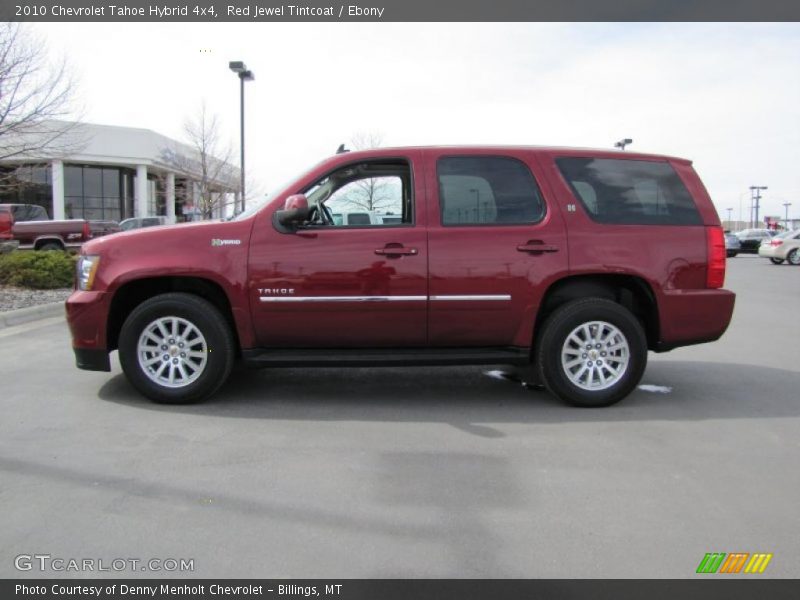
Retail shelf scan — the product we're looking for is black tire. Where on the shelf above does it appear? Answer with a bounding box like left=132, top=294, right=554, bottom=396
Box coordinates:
left=769, top=258, right=785, bottom=265
left=726, top=251, right=738, bottom=258
left=788, top=249, right=800, bottom=266
left=38, top=242, right=63, bottom=251
left=535, top=298, right=648, bottom=408
left=118, top=292, right=235, bottom=404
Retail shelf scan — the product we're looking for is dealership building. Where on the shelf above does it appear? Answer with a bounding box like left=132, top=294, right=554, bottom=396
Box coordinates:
left=0, top=120, right=240, bottom=222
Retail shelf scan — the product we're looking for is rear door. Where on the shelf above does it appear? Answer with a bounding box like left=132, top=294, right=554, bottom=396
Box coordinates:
left=424, top=149, right=569, bottom=347
left=248, top=152, right=428, bottom=348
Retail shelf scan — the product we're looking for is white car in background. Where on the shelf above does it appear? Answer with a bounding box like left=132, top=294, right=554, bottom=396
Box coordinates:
left=119, top=216, right=170, bottom=231
left=758, top=229, right=800, bottom=265
left=330, top=211, right=404, bottom=226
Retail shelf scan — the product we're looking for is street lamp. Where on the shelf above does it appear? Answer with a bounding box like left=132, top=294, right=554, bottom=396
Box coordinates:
left=470, top=188, right=480, bottom=222
left=614, top=138, right=633, bottom=150
left=726, top=207, right=733, bottom=228
left=784, top=202, right=792, bottom=229
left=749, top=185, right=767, bottom=229
left=229, top=60, right=254, bottom=212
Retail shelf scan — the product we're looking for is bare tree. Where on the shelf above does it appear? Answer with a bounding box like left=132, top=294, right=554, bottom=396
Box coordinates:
left=159, top=104, right=237, bottom=220
left=350, top=130, right=384, bottom=152
left=335, top=130, right=396, bottom=213
left=0, top=23, right=83, bottom=194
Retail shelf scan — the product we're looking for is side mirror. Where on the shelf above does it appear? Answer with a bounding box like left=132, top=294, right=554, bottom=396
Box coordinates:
left=274, top=194, right=310, bottom=231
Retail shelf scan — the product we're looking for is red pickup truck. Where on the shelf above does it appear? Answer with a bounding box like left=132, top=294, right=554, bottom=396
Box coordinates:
left=66, top=146, right=735, bottom=407
left=0, top=203, right=120, bottom=250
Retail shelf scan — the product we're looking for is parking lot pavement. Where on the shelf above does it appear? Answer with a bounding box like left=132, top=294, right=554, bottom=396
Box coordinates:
left=0, top=255, right=798, bottom=579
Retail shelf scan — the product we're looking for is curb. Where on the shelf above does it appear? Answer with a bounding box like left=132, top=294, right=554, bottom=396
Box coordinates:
left=0, top=301, right=65, bottom=330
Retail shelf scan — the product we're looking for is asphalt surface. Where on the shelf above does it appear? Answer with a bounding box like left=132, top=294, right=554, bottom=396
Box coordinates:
left=1, top=255, right=798, bottom=579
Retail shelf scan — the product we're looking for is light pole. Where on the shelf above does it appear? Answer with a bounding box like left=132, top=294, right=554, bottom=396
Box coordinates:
left=784, top=202, right=792, bottom=229
left=229, top=61, right=254, bottom=212
left=726, top=207, right=732, bottom=229
left=614, top=138, right=633, bottom=150
left=470, top=188, right=480, bottom=221
left=750, top=185, right=767, bottom=229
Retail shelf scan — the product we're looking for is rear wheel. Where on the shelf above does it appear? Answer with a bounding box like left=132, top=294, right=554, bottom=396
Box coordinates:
left=788, top=249, right=800, bottom=266
left=770, top=258, right=785, bottom=265
left=536, top=298, right=647, bottom=407
left=119, top=293, right=234, bottom=404
left=38, top=242, right=63, bottom=251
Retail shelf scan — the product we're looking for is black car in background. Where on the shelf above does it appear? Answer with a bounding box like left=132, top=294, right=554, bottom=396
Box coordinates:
left=735, top=228, right=776, bottom=253
left=724, top=232, right=741, bottom=257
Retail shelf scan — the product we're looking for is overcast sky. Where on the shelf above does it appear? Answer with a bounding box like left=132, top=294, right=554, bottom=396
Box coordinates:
left=33, top=22, right=800, bottom=221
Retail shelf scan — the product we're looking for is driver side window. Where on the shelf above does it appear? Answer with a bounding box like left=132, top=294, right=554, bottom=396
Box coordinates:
left=304, top=159, right=413, bottom=228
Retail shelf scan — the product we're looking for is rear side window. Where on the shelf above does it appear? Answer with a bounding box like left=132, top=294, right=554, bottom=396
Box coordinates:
left=556, top=158, right=702, bottom=225
left=11, top=205, right=48, bottom=221
left=438, top=156, right=545, bottom=226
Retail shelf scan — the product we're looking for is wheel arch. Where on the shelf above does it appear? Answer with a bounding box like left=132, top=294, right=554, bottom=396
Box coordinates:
left=533, top=274, right=660, bottom=351
left=106, top=276, right=241, bottom=355
left=33, top=236, right=66, bottom=250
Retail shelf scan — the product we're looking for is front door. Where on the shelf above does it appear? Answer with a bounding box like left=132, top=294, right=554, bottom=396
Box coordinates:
left=248, top=152, right=428, bottom=347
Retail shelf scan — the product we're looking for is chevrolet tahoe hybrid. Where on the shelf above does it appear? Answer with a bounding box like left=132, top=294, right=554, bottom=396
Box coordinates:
left=66, top=146, right=735, bottom=407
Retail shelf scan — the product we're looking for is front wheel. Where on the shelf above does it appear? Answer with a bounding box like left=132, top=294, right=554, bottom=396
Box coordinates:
left=770, top=258, right=785, bottom=265
left=787, top=249, right=800, bottom=266
left=536, top=298, right=648, bottom=407
left=118, top=293, right=235, bottom=404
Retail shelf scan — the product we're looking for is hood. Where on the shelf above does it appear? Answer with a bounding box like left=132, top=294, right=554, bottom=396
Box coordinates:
left=81, top=219, right=252, bottom=255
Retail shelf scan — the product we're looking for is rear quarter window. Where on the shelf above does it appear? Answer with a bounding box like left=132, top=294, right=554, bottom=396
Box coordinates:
left=556, top=158, right=702, bottom=226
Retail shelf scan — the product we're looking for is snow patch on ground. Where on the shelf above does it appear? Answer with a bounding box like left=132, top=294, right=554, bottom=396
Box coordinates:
left=638, top=384, right=673, bottom=394
left=484, top=370, right=512, bottom=381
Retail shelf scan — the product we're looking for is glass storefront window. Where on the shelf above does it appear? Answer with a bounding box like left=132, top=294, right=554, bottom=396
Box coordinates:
left=64, top=166, right=83, bottom=197
left=61, top=165, right=131, bottom=221
left=103, top=169, right=120, bottom=198
left=83, top=167, right=102, bottom=197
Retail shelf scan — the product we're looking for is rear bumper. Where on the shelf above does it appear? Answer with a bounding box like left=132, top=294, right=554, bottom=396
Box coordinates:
left=66, top=290, right=111, bottom=370
left=655, top=288, right=736, bottom=352
left=758, top=245, right=783, bottom=259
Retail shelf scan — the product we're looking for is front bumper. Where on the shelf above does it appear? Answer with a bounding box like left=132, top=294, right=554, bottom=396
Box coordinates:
left=66, top=290, right=111, bottom=371
left=74, top=347, right=111, bottom=371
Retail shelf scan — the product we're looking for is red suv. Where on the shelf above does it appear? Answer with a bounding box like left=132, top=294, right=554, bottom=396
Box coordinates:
left=66, top=147, right=734, bottom=407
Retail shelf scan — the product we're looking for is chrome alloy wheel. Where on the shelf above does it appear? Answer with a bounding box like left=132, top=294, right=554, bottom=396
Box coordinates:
left=560, top=320, right=630, bottom=391
left=137, top=316, right=208, bottom=388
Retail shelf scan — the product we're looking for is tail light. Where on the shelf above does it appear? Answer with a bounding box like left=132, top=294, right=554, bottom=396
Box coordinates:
left=82, top=221, right=92, bottom=240
left=0, top=213, right=11, bottom=239
left=770, top=239, right=784, bottom=247
left=706, top=226, right=726, bottom=289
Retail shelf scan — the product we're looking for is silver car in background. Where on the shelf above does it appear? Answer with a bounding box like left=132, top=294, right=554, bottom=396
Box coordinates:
left=758, top=229, right=800, bottom=265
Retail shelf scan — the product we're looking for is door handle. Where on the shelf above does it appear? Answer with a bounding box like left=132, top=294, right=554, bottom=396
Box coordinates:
left=517, top=241, right=559, bottom=254
left=375, top=245, right=418, bottom=256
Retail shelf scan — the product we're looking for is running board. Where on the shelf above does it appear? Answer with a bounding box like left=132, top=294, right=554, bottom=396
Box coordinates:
left=241, top=347, right=531, bottom=368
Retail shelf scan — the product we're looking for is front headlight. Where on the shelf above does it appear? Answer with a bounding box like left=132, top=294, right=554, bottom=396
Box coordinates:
left=76, top=255, right=101, bottom=291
